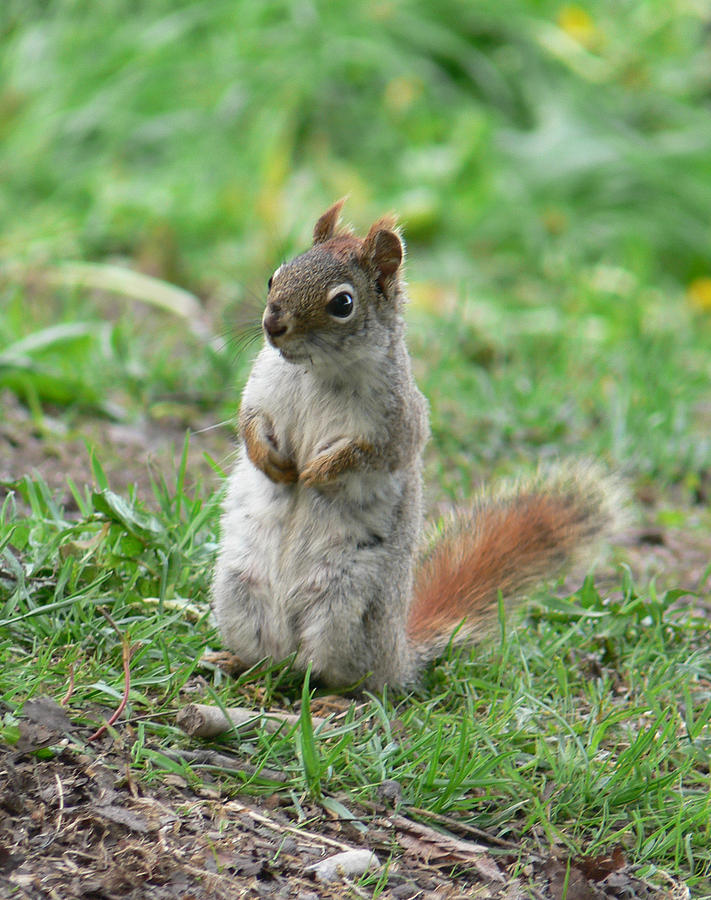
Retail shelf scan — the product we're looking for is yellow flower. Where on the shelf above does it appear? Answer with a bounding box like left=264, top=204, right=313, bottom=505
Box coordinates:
left=687, top=277, right=711, bottom=311
left=557, top=5, right=598, bottom=49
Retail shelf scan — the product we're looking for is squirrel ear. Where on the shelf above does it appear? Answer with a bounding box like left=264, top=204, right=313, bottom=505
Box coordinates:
left=313, top=198, right=347, bottom=244
left=361, top=225, right=403, bottom=279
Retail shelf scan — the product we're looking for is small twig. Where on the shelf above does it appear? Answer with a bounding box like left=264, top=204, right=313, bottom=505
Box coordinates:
left=405, top=805, right=527, bottom=854
left=357, top=797, right=526, bottom=855
left=160, top=748, right=287, bottom=783
left=223, top=800, right=356, bottom=853
left=54, top=772, right=65, bottom=832
left=96, top=605, right=122, bottom=637
left=39, top=773, right=65, bottom=851
left=61, top=663, right=75, bottom=707
left=89, top=611, right=134, bottom=741
left=176, top=702, right=330, bottom=738
left=387, top=813, right=488, bottom=852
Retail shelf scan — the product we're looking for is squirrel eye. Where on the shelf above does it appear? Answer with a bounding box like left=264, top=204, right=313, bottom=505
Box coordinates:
left=326, top=291, right=354, bottom=319
left=267, top=275, right=273, bottom=290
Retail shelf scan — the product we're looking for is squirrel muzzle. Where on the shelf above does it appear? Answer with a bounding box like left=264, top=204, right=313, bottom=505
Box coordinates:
left=262, top=304, right=289, bottom=343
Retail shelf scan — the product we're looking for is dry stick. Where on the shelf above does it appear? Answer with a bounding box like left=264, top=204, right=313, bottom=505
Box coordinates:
left=161, top=748, right=287, bottom=783
left=38, top=773, right=66, bottom=852
left=223, top=800, right=356, bottom=854
left=89, top=608, right=134, bottom=742
left=61, top=662, right=75, bottom=707
left=358, top=798, right=524, bottom=854
left=387, top=813, right=488, bottom=852
left=53, top=772, right=65, bottom=843
left=176, top=702, right=330, bottom=738
left=405, top=806, right=526, bottom=853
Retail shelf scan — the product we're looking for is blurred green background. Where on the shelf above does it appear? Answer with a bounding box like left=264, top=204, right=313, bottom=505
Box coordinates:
left=3, top=7, right=711, bottom=887
left=1, top=0, right=710, bottom=495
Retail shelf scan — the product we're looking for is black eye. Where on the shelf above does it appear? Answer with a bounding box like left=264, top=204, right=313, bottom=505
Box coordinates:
left=326, top=291, right=354, bottom=319
left=267, top=275, right=273, bottom=290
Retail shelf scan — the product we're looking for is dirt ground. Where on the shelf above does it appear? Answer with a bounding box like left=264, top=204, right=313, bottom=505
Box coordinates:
left=1, top=393, right=706, bottom=899
left=0, top=389, right=233, bottom=511
left=0, top=698, right=691, bottom=900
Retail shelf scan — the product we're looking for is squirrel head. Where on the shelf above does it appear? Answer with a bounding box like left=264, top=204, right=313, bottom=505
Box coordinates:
left=262, top=200, right=406, bottom=367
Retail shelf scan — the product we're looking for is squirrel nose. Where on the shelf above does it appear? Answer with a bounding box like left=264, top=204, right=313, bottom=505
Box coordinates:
left=263, top=306, right=288, bottom=339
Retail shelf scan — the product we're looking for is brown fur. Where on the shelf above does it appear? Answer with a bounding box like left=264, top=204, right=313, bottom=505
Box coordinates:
left=300, top=439, right=378, bottom=486
left=312, top=206, right=400, bottom=276
left=312, top=198, right=347, bottom=243
left=407, top=465, right=624, bottom=657
left=318, top=234, right=363, bottom=260
left=241, top=411, right=298, bottom=484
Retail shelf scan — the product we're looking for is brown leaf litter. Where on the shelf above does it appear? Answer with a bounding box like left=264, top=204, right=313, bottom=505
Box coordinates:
left=0, top=698, right=694, bottom=899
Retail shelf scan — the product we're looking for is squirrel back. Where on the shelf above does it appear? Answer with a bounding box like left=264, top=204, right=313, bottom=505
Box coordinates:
left=211, top=201, right=624, bottom=691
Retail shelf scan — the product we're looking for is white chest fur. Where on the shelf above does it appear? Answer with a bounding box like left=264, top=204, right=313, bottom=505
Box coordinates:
left=242, top=345, right=389, bottom=470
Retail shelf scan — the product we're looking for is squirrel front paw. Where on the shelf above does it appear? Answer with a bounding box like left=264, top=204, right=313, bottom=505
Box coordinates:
left=242, top=413, right=298, bottom=484
left=300, top=438, right=374, bottom=487
left=300, top=453, right=335, bottom=487
left=261, top=446, right=299, bottom=484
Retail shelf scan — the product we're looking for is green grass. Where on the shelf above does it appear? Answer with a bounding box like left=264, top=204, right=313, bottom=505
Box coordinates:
left=1, top=464, right=710, bottom=889
left=2, top=0, right=711, bottom=895
left=2, top=0, right=711, bottom=286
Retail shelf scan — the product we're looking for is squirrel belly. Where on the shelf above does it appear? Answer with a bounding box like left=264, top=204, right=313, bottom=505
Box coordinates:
left=212, top=452, right=424, bottom=689
left=210, top=201, right=623, bottom=691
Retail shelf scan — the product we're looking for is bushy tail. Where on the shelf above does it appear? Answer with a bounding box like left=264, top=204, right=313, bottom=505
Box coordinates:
left=407, top=463, right=625, bottom=661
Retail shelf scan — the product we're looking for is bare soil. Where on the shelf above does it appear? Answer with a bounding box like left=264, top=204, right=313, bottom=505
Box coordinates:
left=0, top=388, right=233, bottom=511
left=0, top=703, right=688, bottom=900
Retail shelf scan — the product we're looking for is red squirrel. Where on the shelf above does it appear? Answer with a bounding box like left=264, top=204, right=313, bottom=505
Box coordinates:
left=211, top=200, right=623, bottom=690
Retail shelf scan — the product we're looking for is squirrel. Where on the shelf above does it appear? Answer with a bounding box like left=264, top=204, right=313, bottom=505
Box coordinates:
left=211, top=199, right=623, bottom=691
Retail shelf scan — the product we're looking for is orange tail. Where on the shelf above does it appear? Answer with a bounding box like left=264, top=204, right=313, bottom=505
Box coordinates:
left=407, top=464, right=624, bottom=659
